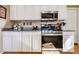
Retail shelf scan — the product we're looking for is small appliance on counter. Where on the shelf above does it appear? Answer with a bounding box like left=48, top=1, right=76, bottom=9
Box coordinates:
left=12, top=24, right=18, bottom=30
left=12, top=24, right=22, bottom=31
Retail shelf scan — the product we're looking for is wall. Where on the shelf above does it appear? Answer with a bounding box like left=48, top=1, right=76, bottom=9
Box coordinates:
left=0, top=5, right=10, bottom=50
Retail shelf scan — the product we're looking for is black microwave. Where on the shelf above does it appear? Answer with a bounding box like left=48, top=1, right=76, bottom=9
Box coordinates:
left=41, top=12, right=58, bottom=19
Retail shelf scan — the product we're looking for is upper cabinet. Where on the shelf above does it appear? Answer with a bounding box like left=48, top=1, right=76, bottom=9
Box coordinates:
left=10, top=5, right=41, bottom=20
left=24, top=5, right=41, bottom=20
left=40, top=5, right=58, bottom=12
left=24, top=6, right=33, bottom=20
left=10, top=5, right=67, bottom=20
left=40, top=5, right=67, bottom=20
left=10, top=5, right=25, bottom=20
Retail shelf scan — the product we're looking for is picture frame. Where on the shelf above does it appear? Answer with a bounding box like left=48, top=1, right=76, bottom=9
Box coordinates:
left=0, top=5, right=7, bottom=19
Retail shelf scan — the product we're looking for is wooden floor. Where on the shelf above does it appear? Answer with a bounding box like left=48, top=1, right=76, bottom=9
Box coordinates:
left=64, top=44, right=79, bottom=54
left=2, top=52, right=42, bottom=54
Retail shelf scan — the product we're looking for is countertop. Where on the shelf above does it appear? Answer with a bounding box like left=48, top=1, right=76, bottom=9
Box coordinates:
left=2, top=28, right=41, bottom=31
left=63, top=30, right=75, bottom=32
left=2, top=28, right=75, bottom=32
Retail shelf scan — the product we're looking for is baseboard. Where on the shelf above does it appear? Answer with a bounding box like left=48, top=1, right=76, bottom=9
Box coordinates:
left=74, top=43, right=78, bottom=45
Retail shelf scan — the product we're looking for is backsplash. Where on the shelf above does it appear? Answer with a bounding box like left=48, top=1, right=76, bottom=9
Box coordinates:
left=4, top=20, right=41, bottom=29
left=13, top=20, right=41, bottom=27
left=3, top=20, right=65, bottom=31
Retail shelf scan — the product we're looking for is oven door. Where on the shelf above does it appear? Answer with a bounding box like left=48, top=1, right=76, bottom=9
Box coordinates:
left=42, top=35, right=63, bottom=48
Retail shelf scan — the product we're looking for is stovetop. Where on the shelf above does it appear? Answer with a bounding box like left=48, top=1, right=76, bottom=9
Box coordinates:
left=42, top=30, right=62, bottom=34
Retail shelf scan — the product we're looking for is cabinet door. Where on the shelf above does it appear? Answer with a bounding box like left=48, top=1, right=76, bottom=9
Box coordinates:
left=12, top=32, right=22, bottom=52
left=3, top=32, right=12, bottom=52
left=32, top=31, right=41, bottom=52
left=10, top=5, right=25, bottom=20
left=24, top=6, right=33, bottom=20
left=32, top=6, right=41, bottom=20
left=24, top=6, right=41, bottom=20
left=41, top=5, right=58, bottom=12
left=63, top=32, right=74, bottom=52
left=22, top=32, right=32, bottom=52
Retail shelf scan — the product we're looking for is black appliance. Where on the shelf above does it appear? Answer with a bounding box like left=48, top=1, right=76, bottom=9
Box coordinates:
left=41, top=24, right=56, bottom=31
left=41, top=24, right=62, bottom=31
left=42, top=35, right=63, bottom=48
left=41, top=11, right=58, bottom=19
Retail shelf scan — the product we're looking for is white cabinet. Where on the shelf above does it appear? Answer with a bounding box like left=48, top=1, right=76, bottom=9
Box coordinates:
left=10, top=5, right=41, bottom=20
left=12, top=32, right=22, bottom=52
left=3, top=31, right=41, bottom=52
left=22, top=32, right=32, bottom=52
left=24, top=6, right=41, bottom=20
left=10, top=5, right=25, bottom=20
left=31, top=6, right=41, bottom=20
left=3, top=32, right=12, bottom=52
left=63, top=32, right=74, bottom=52
left=41, top=5, right=58, bottom=12
left=22, top=31, right=41, bottom=52
left=24, top=6, right=33, bottom=20
left=32, top=31, right=41, bottom=52
left=10, top=5, right=67, bottom=20
left=3, top=32, right=22, bottom=52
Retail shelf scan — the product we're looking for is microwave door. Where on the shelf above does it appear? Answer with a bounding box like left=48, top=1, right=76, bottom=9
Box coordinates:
left=41, top=13, right=53, bottom=19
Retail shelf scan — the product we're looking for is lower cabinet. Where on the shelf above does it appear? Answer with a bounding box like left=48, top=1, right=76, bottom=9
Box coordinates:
left=22, top=32, right=32, bottom=52
left=12, top=32, right=22, bottom=52
left=3, top=32, right=12, bottom=52
left=2, top=31, right=41, bottom=52
left=3, top=31, right=74, bottom=52
left=63, top=32, right=74, bottom=52
left=32, top=31, right=41, bottom=52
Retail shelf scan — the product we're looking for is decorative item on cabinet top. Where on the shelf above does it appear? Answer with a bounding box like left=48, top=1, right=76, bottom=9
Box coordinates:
left=0, top=5, right=7, bottom=19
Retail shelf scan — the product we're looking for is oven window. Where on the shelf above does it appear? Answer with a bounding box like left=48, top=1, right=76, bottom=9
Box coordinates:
left=42, top=36, right=63, bottom=48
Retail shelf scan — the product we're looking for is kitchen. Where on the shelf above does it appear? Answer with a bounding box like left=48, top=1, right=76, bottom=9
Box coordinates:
left=0, top=5, right=78, bottom=54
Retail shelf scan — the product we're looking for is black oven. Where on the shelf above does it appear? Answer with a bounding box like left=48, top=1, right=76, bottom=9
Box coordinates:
left=42, top=35, right=63, bottom=48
